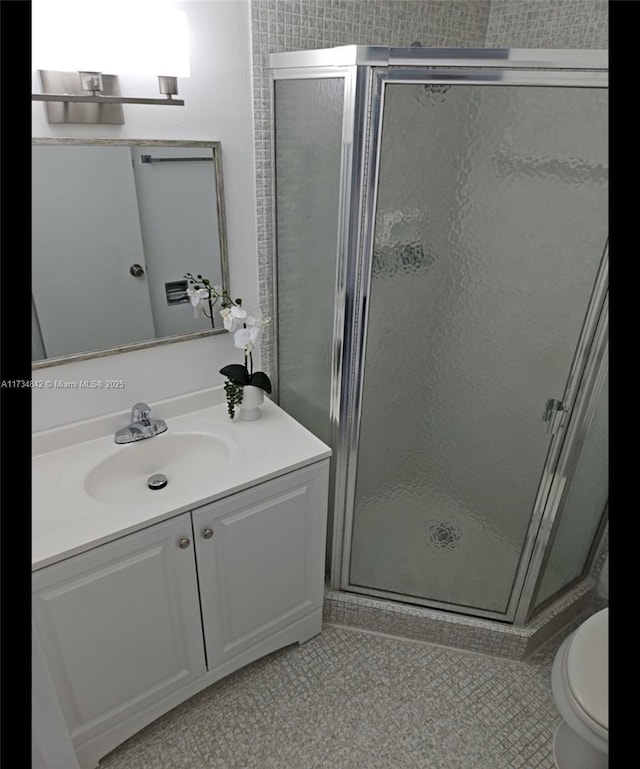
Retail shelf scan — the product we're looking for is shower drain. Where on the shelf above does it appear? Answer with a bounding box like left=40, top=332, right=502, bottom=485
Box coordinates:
left=426, top=520, right=463, bottom=552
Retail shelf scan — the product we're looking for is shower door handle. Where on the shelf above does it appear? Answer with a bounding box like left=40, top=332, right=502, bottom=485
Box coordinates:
left=542, top=398, right=567, bottom=435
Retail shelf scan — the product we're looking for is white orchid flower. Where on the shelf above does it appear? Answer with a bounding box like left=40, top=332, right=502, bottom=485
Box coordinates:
left=233, top=324, right=263, bottom=352
left=220, top=304, right=248, bottom=331
left=187, top=287, right=210, bottom=318
left=244, top=309, right=271, bottom=328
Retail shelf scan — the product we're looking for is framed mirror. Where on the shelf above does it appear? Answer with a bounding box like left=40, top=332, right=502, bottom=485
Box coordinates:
left=32, top=138, right=230, bottom=368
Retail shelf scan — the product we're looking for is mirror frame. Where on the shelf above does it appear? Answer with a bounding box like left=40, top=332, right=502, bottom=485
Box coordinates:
left=32, top=138, right=230, bottom=370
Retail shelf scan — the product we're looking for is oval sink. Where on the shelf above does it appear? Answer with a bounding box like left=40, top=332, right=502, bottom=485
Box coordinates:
left=84, top=432, right=232, bottom=504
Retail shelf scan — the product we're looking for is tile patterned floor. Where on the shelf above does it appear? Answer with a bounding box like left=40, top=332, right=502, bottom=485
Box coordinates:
left=99, top=623, right=564, bottom=769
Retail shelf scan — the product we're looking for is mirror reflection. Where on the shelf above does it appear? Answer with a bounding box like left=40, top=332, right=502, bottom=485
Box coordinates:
left=32, top=139, right=230, bottom=366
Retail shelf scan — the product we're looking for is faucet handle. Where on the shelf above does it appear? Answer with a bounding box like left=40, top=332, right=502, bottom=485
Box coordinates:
left=131, top=402, right=151, bottom=423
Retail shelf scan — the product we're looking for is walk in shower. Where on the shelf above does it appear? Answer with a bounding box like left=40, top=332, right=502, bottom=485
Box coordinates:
left=271, top=47, right=608, bottom=628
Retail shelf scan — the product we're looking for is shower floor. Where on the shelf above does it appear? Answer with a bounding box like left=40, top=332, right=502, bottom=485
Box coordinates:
left=349, top=486, right=522, bottom=613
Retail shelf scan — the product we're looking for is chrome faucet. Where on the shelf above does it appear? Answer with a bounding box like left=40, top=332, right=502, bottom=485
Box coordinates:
left=114, top=402, right=168, bottom=444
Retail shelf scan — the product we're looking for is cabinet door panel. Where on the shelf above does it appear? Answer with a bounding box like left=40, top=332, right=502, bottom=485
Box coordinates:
left=32, top=514, right=206, bottom=742
left=194, top=463, right=329, bottom=667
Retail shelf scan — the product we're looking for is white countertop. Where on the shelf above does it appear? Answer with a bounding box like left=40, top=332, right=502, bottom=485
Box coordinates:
left=32, top=387, right=331, bottom=571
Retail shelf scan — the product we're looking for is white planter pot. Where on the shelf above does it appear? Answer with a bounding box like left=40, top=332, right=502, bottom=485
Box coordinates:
left=239, top=385, right=264, bottom=421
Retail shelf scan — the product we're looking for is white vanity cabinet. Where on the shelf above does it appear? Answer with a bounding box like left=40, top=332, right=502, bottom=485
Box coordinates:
left=32, top=513, right=207, bottom=765
left=194, top=463, right=329, bottom=671
left=32, top=458, right=330, bottom=769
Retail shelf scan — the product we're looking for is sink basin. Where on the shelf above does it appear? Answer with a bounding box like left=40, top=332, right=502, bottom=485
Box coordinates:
left=84, top=432, right=232, bottom=504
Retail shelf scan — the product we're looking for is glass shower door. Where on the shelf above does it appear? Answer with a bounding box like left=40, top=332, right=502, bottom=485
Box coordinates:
left=275, top=77, right=345, bottom=447
left=348, top=82, right=608, bottom=616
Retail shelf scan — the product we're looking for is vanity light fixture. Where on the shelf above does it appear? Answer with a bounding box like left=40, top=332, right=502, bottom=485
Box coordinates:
left=31, top=0, right=190, bottom=124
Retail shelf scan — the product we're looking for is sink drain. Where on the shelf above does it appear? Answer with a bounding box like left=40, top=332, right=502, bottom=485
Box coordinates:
left=148, top=473, right=168, bottom=490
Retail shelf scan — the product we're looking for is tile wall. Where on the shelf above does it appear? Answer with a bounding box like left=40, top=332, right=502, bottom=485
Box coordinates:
left=485, top=0, right=609, bottom=48
left=323, top=576, right=600, bottom=660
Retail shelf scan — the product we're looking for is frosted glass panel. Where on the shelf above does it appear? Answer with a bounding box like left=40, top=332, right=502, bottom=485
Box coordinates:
left=350, top=83, right=608, bottom=614
left=275, top=78, right=344, bottom=445
left=535, top=372, right=608, bottom=608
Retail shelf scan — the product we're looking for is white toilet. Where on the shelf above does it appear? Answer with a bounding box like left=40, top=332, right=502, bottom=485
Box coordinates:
left=551, top=607, right=608, bottom=769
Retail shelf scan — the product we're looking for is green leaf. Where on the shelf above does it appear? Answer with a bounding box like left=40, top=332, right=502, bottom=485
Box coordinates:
left=248, top=371, right=272, bottom=394
left=219, top=364, right=250, bottom=384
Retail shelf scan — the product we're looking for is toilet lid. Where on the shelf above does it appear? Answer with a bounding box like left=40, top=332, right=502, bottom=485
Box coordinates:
left=566, top=608, right=608, bottom=730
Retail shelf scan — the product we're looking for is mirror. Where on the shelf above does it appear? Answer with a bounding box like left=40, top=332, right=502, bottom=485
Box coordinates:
left=32, top=139, right=230, bottom=368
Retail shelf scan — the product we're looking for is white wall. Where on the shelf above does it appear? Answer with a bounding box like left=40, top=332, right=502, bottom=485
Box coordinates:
left=32, top=0, right=258, bottom=431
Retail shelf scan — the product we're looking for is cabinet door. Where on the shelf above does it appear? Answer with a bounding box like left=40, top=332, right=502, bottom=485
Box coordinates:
left=193, top=462, right=329, bottom=668
left=32, top=514, right=206, bottom=746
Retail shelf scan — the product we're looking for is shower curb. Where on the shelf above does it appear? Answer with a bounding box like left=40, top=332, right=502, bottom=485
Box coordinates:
left=323, top=580, right=602, bottom=660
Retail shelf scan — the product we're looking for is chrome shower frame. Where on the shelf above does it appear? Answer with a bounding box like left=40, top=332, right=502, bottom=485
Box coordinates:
left=270, top=47, right=608, bottom=626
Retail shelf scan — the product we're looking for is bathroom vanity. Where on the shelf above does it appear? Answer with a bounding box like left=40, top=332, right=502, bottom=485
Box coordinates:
left=32, top=389, right=331, bottom=769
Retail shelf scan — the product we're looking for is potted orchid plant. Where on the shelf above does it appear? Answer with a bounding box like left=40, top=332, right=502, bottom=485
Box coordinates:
left=184, top=273, right=272, bottom=419
left=219, top=302, right=272, bottom=420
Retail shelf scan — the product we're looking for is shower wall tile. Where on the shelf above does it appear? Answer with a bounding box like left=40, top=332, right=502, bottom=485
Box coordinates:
left=524, top=581, right=602, bottom=656
left=485, top=0, right=608, bottom=48
left=250, top=0, right=492, bottom=378
left=324, top=588, right=530, bottom=660
left=324, top=578, right=601, bottom=660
